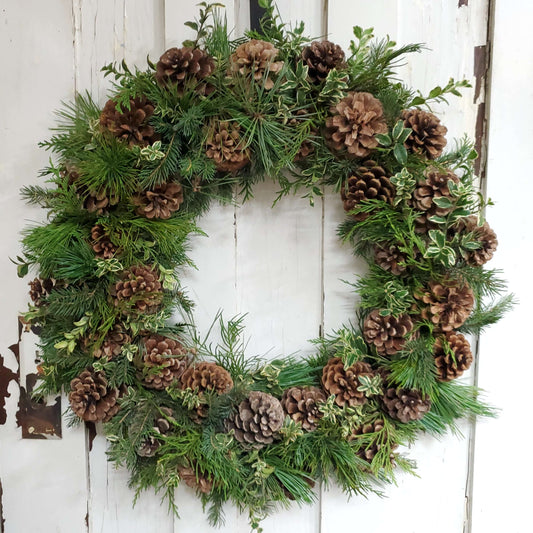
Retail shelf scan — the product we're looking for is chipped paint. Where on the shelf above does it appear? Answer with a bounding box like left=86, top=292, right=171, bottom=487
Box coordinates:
left=0, top=354, right=17, bottom=425
left=475, top=102, right=487, bottom=179
left=458, top=0, right=468, bottom=7
left=474, top=45, right=488, bottom=102
left=0, top=479, right=5, bottom=532
left=86, top=421, right=97, bottom=451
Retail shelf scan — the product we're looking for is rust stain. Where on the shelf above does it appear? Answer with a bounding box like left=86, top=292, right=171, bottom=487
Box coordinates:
left=474, top=102, right=486, bottom=179
left=474, top=45, right=488, bottom=102
left=16, top=373, right=61, bottom=439
left=0, top=354, right=17, bottom=425
left=458, top=0, right=468, bottom=7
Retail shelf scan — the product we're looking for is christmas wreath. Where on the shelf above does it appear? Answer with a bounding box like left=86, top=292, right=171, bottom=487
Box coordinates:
left=17, top=2, right=511, bottom=530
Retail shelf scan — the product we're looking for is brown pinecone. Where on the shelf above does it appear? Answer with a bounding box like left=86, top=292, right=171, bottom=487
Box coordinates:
left=93, top=324, right=131, bottom=359
left=349, top=419, right=398, bottom=463
left=84, top=189, right=119, bottom=215
left=225, top=391, right=284, bottom=447
left=178, top=464, right=213, bottom=494
left=133, top=182, right=184, bottom=219
left=137, top=407, right=175, bottom=457
left=281, top=386, right=326, bottom=431
left=410, top=169, right=459, bottom=233
left=68, top=369, right=120, bottom=422
left=382, top=386, right=431, bottom=423
left=434, top=332, right=473, bottom=381
left=28, top=278, right=57, bottom=306
left=230, top=39, right=284, bottom=90
left=325, top=92, right=388, bottom=158
left=155, top=47, right=215, bottom=95
left=416, top=278, right=475, bottom=332
left=453, top=215, right=498, bottom=266
left=363, top=310, right=414, bottom=356
left=100, top=97, right=159, bottom=147
left=301, top=40, right=346, bottom=84
left=111, top=265, right=163, bottom=313
left=90, top=224, right=118, bottom=259
left=402, top=109, right=447, bottom=159
left=322, top=357, right=374, bottom=407
left=340, top=160, right=395, bottom=219
left=374, top=244, right=408, bottom=275
left=142, top=335, right=189, bottom=390
left=205, top=121, right=250, bottom=172
left=181, top=362, right=233, bottom=395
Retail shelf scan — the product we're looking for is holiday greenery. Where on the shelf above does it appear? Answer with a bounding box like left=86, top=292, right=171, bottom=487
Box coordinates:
left=17, top=2, right=511, bottom=530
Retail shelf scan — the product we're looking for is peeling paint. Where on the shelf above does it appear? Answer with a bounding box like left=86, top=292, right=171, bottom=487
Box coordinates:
left=0, top=479, right=5, bottom=532
left=0, top=354, right=17, bottom=425
left=475, top=102, right=486, bottom=178
left=458, top=0, right=468, bottom=7
left=86, top=421, right=97, bottom=451
left=16, top=373, right=61, bottom=439
left=474, top=45, right=488, bottom=102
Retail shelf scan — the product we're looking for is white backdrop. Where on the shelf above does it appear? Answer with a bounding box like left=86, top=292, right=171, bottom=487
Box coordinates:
left=0, top=1, right=530, bottom=532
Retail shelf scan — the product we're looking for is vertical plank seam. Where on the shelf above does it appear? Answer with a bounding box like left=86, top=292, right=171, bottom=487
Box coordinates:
left=72, top=0, right=82, bottom=95
left=463, top=1, right=496, bottom=532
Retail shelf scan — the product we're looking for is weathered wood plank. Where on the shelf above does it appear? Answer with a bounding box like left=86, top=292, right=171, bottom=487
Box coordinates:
left=321, top=1, right=489, bottom=532
left=471, top=1, right=533, bottom=532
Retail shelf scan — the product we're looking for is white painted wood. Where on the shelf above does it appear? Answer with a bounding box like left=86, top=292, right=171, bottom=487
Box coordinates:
left=321, top=2, right=489, bottom=532
left=0, top=2, right=88, bottom=532
left=471, top=2, right=533, bottom=532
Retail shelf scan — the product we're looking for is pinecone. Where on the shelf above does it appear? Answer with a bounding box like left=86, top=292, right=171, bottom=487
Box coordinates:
left=68, top=369, right=120, bottom=422
left=301, top=40, right=346, bottom=84
left=410, top=169, right=459, bottom=233
left=281, top=386, right=326, bottom=431
left=452, top=215, right=498, bottom=266
left=100, top=97, right=159, bottom=147
left=84, top=189, right=119, bottom=215
left=92, top=324, right=131, bottom=359
left=205, top=121, right=250, bottom=172
left=155, top=47, right=215, bottom=95
left=321, top=357, right=374, bottom=407
left=181, top=362, right=233, bottom=395
left=382, top=386, right=430, bottom=422
left=142, top=335, right=189, bottom=390
left=230, top=39, right=284, bottom=90
left=178, top=464, right=213, bottom=494
left=363, top=310, right=414, bottom=356
left=402, top=109, right=447, bottom=159
left=434, top=332, right=473, bottom=381
left=288, top=108, right=317, bottom=160
left=133, top=182, right=184, bottom=219
left=28, top=278, right=57, bottom=306
left=111, top=265, right=163, bottom=313
left=416, top=278, right=475, bottom=332
left=374, top=244, right=408, bottom=275
left=137, top=407, right=175, bottom=457
left=225, top=391, right=284, bottom=447
left=90, top=224, right=118, bottom=259
left=349, top=419, right=398, bottom=463
left=340, top=160, right=395, bottom=219
left=325, top=92, right=388, bottom=158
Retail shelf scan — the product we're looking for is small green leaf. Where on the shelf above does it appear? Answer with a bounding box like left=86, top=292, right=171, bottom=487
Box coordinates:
left=376, top=133, right=392, bottom=147
left=411, top=96, right=425, bottom=106
left=393, top=143, right=408, bottom=165
left=428, top=215, right=447, bottom=225
left=17, top=264, right=29, bottom=278
left=392, top=120, right=404, bottom=140
left=184, top=21, right=198, bottom=31
left=432, top=196, right=454, bottom=209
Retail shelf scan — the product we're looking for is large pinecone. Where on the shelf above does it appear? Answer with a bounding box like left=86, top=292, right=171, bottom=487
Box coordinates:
left=205, top=121, right=250, bottom=172
left=100, top=97, right=158, bottom=147
left=92, top=324, right=131, bottom=359
left=68, top=369, right=120, bottom=422
left=29, top=278, right=57, bottom=306
left=111, top=265, right=163, bottom=313
left=230, top=39, right=284, bottom=90
left=90, top=224, right=118, bottom=259
left=155, top=47, right=215, bottom=94
left=137, top=407, right=175, bottom=457
left=281, top=386, right=326, bottom=431
left=178, top=463, right=213, bottom=494
left=133, top=182, right=184, bottom=219
left=322, top=357, right=374, bottom=407
left=325, top=92, right=388, bottom=158
left=434, top=332, right=473, bottom=381
left=382, top=386, right=431, bottom=423
left=363, top=310, right=414, bottom=356
left=374, top=244, right=408, bottom=275
left=340, top=160, right=395, bottom=219
left=416, top=278, right=475, bottom=332
left=411, top=169, right=459, bottom=233
left=142, top=335, right=189, bottom=390
left=402, top=109, right=447, bottom=159
left=181, top=362, right=233, bottom=395
left=225, top=391, right=284, bottom=447
left=453, top=215, right=498, bottom=266
left=301, top=40, right=346, bottom=84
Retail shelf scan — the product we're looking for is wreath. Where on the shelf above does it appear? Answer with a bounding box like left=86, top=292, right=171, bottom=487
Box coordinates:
left=17, top=2, right=510, bottom=530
